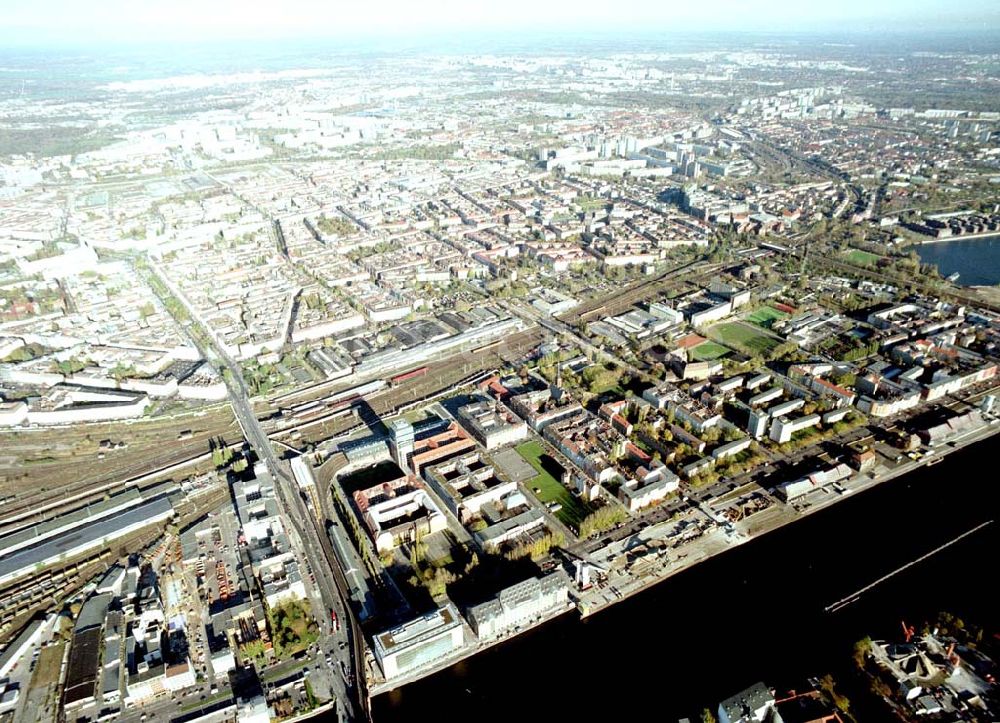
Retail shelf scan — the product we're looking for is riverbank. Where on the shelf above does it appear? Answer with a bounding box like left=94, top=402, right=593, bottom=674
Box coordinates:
left=372, top=428, right=1000, bottom=722
left=916, top=231, right=1000, bottom=245
left=369, top=411, right=1000, bottom=699
left=576, top=414, right=1000, bottom=619
left=367, top=603, right=575, bottom=697
left=970, top=286, right=1000, bottom=306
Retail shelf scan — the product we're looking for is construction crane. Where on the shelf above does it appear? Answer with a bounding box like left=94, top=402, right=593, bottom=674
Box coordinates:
left=901, top=620, right=916, bottom=643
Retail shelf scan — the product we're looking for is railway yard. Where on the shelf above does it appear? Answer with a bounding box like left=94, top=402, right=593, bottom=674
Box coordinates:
left=0, top=405, right=238, bottom=529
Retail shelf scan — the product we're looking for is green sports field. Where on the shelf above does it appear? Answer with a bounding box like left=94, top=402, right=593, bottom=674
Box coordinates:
left=746, top=305, right=789, bottom=329
left=689, top=340, right=731, bottom=361
left=843, top=249, right=882, bottom=266
left=708, top=321, right=781, bottom=356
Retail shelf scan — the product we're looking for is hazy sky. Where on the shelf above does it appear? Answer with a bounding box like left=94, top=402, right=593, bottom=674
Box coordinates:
left=4, top=0, right=999, bottom=46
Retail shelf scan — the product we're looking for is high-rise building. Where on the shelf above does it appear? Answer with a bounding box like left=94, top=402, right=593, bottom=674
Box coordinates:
left=388, top=418, right=415, bottom=471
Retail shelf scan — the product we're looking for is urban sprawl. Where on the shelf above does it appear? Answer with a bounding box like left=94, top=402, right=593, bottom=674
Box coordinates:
left=0, top=37, right=999, bottom=723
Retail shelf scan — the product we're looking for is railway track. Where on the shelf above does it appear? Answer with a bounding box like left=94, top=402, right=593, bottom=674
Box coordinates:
left=0, top=438, right=234, bottom=530
left=808, top=254, right=1000, bottom=315
left=267, top=330, right=543, bottom=446
left=560, top=259, right=722, bottom=323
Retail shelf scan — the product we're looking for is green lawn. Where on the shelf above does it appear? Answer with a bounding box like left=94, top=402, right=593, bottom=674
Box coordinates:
left=689, top=340, right=731, bottom=361
left=843, top=249, right=882, bottom=266
left=746, top=305, right=789, bottom=329
left=577, top=196, right=609, bottom=212
left=515, top=440, right=590, bottom=531
left=708, top=321, right=781, bottom=357
left=579, top=363, right=625, bottom=395
left=588, top=378, right=623, bottom=395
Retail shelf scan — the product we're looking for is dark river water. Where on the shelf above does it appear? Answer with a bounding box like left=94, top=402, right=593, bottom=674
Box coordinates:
left=370, top=439, right=998, bottom=722
left=917, top=234, right=1000, bottom=287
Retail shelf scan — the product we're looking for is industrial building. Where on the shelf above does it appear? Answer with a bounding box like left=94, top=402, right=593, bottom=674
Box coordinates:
left=0, top=614, right=50, bottom=678
left=388, top=418, right=415, bottom=470
left=410, top=422, right=477, bottom=476
left=0, top=496, right=174, bottom=588
left=0, top=482, right=175, bottom=558
left=776, top=463, right=853, bottom=502
left=422, top=453, right=519, bottom=525
left=919, top=409, right=986, bottom=446
left=62, top=592, right=113, bottom=712
left=354, top=479, right=448, bottom=553
left=467, top=573, right=570, bottom=640
left=475, top=508, right=547, bottom=552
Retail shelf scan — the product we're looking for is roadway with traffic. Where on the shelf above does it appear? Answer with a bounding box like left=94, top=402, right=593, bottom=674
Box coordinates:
left=155, top=256, right=371, bottom=722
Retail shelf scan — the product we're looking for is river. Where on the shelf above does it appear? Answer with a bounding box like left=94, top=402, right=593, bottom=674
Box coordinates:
left=917, top=234, right=1000, bottom=286
left=369, top=440, right=998, bottom=722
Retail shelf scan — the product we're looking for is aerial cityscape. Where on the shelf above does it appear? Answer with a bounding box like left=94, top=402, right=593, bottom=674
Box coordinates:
left=0, top=3, right=999, bottom=722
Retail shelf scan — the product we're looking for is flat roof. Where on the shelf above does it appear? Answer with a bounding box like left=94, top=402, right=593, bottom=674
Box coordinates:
left=374, top=603, right=461, bottom=655
left=75, top=593, right=112, bottom=633
left=478, top=508, right=544, bottom=543
left=63, top=628, right=102, bottom=707
left=0, top=615, right=45, bottom=671
left=0, top=482, right=175, bottom=554
left=0, top=496, right=173, bottom=583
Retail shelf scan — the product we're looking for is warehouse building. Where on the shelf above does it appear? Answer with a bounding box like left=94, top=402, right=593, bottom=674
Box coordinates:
left=0, top=496, right=174, bottom=587
left=467, top=573, right=570, bottom=640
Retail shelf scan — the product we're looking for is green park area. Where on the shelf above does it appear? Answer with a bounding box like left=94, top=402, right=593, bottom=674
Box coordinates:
left=268, top=599, right=320, bottom=659
left=708, top=321, right=782, bottom=357
left=314, top=214, right=356, bottom=237
left=578, top=363, right=625, bottom=395
left=689, top=340, right=731, bottom=361
left=843, top=249, right=883, bottom=266
left=576, top=196, right=609, bottom=212
left=746, top=305, right=789, bottom=329
left=515, top=440, right=590, bottom=530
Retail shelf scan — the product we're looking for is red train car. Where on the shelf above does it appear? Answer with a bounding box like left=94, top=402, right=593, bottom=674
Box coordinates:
left=389, top=366, right=428, bottom=385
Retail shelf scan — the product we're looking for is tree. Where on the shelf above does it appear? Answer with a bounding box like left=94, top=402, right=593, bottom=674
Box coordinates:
left=54, top=356, right=88, bottom=375
left=464, top=552, right=479, bottom=575
left=268, top=600, right=319, bottom=658
left=818, top=674, right=850, bottom=714
left=701, top=708, right=717, bottom=723
left=579, top=505, right=627, bottom=538
left=240, top=639, right=267, bottom=663
left=421, top=566, right=457, bottom=597
left=504, top=530, right=565, bottom=560
left=110, top=363, right=135, bottom=381
left=870, top=676, right=893, bottom=698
